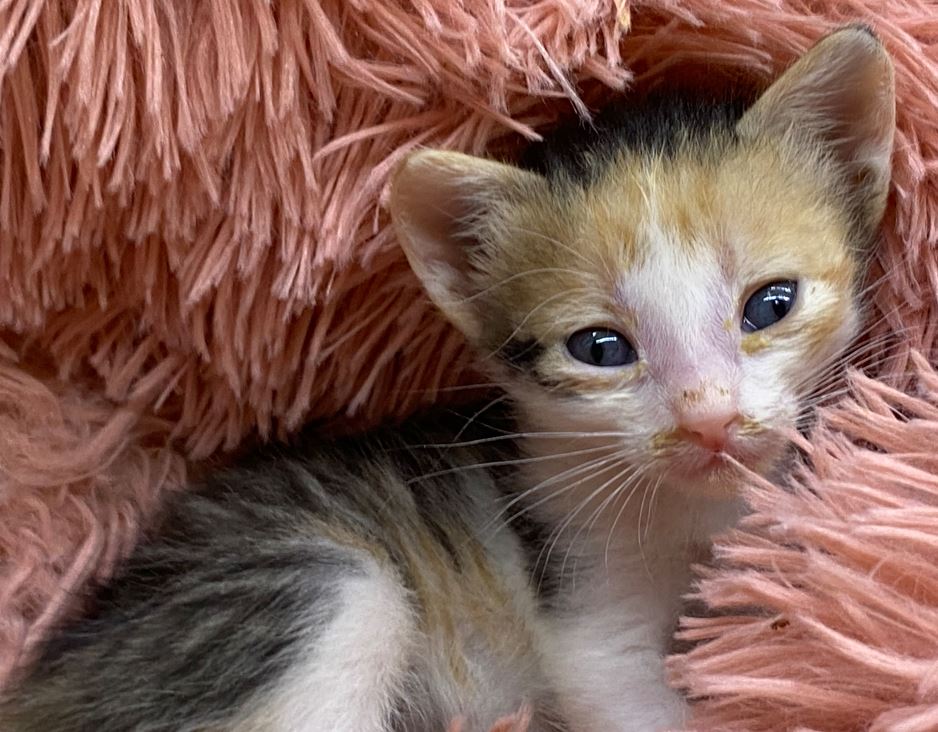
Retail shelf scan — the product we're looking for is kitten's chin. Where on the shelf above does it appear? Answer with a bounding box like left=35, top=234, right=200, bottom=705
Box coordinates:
left=663, top=460, right=742, bottom=499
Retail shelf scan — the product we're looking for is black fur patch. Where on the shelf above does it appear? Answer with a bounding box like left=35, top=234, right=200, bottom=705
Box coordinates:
left=520, top=91, right=750, bottom=185
left=495, top=338, right=567, bottom=392
left=497, top=337, right=545, bottom=371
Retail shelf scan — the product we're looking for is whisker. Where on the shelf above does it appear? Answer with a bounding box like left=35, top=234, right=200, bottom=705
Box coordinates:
left=411, top=429, right=633, bottom=450
left=507, top=226, right=592, bottom=266
left=420, top=383, right=503, bottom=394
left=792, top=334, right=903, bottom=395
left=641, top=473, right=664, bottom=543
left=797, top=353, right=904, bottom=404
left=536, top=459, right=640, bottom=590
left=452, top=394, right=510, bottom=443
left=483, top=287, right=596, bottom=365
left=406, top=443, right=627, bottom=483
left=489, top=450, right=630, bottom=533
left=604, top=465, right=655, bottom=568
left=457, top=269, right=593, bottom=304
left=636, top=475, right=664, bottom=580
left=559, top=461, right=645, bottom=578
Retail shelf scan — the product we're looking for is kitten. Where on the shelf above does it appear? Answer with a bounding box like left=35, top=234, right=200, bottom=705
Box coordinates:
left=0, top=26, right=894, bottom=732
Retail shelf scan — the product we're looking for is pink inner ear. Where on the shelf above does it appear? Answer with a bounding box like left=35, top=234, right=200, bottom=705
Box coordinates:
left=737, top=27, right=894, bottom=193
left=392, top=157, right=471, bottom=273
left=392, top=151, right=543, bottom=282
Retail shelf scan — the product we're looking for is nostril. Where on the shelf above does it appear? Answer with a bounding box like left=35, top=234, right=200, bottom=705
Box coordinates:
left=686, top=429, right=726, bottom=451
left=676, top=413, right=741, bottom=452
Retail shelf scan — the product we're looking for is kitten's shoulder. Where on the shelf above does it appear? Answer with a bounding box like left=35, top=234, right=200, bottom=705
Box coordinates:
left=180, top=396, right=522, bottom=520
left=288, top=396, right=520, bottom=476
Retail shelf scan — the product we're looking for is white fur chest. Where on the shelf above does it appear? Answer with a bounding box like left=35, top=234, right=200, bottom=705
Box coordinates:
left=531, top=491, right=742, bottom=732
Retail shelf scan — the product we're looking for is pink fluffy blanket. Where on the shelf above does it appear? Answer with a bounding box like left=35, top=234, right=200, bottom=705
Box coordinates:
left=0, top=1, right=936, bottom=728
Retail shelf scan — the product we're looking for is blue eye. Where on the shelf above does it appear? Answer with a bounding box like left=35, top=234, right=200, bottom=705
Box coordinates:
left=566, top=328, right=637, bottom=367
left=742, top=280, right=798, bottom=332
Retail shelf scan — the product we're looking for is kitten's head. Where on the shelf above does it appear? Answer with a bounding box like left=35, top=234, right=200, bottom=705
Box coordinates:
left=390, top=27, right=895, bottom=496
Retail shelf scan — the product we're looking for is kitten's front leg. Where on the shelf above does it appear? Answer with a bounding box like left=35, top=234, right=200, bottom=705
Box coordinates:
left=547, top=621, right=686, bottom=731
left=543, top=560, right=691, bottom=732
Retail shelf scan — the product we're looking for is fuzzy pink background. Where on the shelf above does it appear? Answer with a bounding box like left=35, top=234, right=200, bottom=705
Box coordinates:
left=0, top=1, right=936, bottom=728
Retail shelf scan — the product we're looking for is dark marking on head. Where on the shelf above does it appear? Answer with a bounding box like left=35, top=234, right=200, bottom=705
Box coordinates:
left=495, top=338, right=568, bottom=392
left=520, top=91, right=751, bottom=185
left=496, top=338, right=545, bottom=371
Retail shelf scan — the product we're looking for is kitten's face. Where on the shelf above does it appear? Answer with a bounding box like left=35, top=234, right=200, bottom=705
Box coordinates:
left=391, top=27, right=895, bottom=496
left=468, top=147, right=865, bottom=493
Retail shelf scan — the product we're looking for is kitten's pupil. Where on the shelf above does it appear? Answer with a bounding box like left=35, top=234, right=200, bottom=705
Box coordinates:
left=567, top=328, right=636, bottom=367
left=742, top=280, right=798, bottom=332
left=590, top=341, right=605, bottom=363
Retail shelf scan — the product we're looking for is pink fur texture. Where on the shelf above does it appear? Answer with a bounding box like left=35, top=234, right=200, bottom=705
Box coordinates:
left=0, top=1, right=936, bottom=729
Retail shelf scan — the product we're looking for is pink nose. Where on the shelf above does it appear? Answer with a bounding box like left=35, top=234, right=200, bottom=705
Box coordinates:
left=675, top=411, right=741, bottom=452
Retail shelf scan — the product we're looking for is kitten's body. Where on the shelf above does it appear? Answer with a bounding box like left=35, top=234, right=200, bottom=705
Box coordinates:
left=0, top=27, right=895, bottom=732
left=4, top=410, right=560, bottom=731
left=0, top=407, right=707, bottom=731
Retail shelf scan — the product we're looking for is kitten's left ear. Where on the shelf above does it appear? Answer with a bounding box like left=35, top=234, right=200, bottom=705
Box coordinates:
left=737, top=25, right=896, bottom=230
left=389, top=150, right=542, bottom=341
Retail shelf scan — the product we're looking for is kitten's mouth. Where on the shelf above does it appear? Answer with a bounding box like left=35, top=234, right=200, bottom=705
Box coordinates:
left=669, top=445, right=759, bottom=485
left=687, top=445, right=740, bottom=468
left=654, top=423, right=790, bottom=492
left=668, top=436, right=787, bottom=494
left=658, top=452, right=748, bottom=498
left=701, top=453, right=728, bottom=470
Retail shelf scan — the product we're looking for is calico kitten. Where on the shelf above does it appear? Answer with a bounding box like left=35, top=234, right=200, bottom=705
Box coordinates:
left=0, top=26, right=895, bottom=732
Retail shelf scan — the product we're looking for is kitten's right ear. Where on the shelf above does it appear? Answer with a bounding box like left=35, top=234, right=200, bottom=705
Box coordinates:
left=737, top=25, right=895, bottom=230
left=389, top=150, right=541, bottom=341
